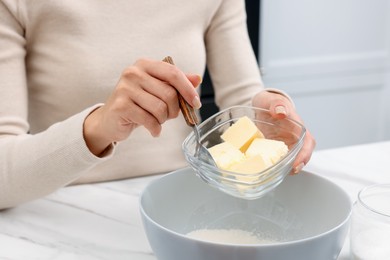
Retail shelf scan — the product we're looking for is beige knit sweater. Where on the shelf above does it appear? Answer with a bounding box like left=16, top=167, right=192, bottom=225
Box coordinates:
left=0, top=0, right=264, bottom=208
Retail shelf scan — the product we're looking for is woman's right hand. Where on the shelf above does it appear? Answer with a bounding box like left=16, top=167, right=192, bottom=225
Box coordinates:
left=83, top=58, right=202, bottom=156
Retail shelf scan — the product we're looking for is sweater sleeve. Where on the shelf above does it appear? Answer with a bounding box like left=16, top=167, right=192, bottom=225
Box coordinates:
left=0, top=1, right=114, bottom=209
left=0, top=106, right=115, bottom=209
left=205, top=0, right=265, bottom=109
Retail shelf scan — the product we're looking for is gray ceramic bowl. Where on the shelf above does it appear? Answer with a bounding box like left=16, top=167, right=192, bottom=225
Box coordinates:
left=140, top=168, right=352, bottom=260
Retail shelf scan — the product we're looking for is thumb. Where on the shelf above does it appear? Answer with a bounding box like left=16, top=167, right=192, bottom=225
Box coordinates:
left=269, top=101, right=290, bottom=119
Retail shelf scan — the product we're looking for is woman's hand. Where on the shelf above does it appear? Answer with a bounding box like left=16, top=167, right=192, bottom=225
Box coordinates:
left=252, top=90, right=316, bottom=174
left=83, top=58, right=202, bottom=156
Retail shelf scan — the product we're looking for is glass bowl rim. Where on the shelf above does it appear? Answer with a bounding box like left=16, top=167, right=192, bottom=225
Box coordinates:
left=357, top=183, right=390, bottom=218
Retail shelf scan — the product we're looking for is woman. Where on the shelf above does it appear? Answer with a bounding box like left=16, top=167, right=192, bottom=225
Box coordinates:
left=0, top=0, right=315, bottom=209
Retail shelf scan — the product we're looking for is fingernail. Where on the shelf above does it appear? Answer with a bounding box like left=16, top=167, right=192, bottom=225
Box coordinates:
left=197, top=75, right=203, bottom=84
left=275, top=105, right=287, bottom=115
left=192, top=96, right=202, bottom=109
left=293, top=162, right=305, bottom=174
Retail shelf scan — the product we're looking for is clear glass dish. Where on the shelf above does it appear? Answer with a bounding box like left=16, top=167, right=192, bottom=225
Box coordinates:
left=182, top=105, right=306, bottom=199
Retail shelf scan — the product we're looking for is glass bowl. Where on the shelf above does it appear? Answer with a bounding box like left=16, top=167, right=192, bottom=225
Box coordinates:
left=182, top=105, right=306, bottom=199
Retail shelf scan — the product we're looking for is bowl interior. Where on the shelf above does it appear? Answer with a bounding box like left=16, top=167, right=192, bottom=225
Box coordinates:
left=141, top=168, right=351, bottom=244
left=183, top=106, right=305, bottom=155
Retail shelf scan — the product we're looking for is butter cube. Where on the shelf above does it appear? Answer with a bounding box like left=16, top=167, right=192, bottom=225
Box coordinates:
left=221, top=116, right=264, bottom=153
left=207, top=115, right=289, bottom=191
left=230, top=154, right=268, bottom=193
left=208, top=142, right=245, bottom=170
left=245, top=138, right=288, bottom=166
left=228, top=154, right=267, bottom=176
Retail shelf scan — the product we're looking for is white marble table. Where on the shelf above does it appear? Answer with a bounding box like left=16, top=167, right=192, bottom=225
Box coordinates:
left=1, top=141, right=390, bottom=260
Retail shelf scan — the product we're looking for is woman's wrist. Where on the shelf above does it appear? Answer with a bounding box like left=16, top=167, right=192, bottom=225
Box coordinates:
left=83, top=106, right=113, bottom=157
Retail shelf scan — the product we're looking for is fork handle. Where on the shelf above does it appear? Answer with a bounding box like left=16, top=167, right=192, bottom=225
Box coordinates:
left=162, top=56, right=199, bottom=127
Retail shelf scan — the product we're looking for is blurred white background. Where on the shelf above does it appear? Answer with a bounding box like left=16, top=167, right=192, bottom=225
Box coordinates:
left=259, top=0, right=390, bottom=149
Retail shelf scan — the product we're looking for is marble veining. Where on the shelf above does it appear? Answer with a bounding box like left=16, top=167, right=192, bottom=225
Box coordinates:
left=1, top=141, right=390, bottom=260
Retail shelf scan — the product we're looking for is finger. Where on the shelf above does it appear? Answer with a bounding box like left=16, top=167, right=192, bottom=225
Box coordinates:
left=120, top=64, right=179, bottom=121
left=137, top=76, right=180, bottom=120
left=253, top=91, right=294, bottom=119
left=268, top=99, right=290, bottom=119
left=129, top=84, right=171, bottom=125
left=138, top=59, right=202, bottom=109
left=186, top=73, right=202, bottom=88
left=125, top=100, right=162, bottom=137
left=291, top=130, right=316, bottom=175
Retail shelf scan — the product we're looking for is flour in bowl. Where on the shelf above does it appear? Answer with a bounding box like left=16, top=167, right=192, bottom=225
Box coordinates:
left=186, top=229, right=276, bottom=245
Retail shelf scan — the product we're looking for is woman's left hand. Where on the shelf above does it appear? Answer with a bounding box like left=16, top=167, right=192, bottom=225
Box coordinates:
left=252, top=90, right=316, bottom=174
